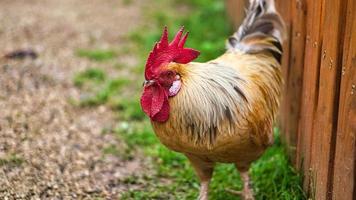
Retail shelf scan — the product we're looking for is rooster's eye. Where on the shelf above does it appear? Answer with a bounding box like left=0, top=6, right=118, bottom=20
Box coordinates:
left=160, top=70, right=176, bottom=80
left=166, top=71, right=174, bottom=77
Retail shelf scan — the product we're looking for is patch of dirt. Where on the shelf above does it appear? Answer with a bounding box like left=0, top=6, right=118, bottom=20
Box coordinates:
left=0, top=0, right=146, bottom=199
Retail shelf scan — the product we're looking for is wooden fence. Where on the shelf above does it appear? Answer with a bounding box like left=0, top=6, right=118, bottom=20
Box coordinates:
left=226, top=0, right=356, bottom=199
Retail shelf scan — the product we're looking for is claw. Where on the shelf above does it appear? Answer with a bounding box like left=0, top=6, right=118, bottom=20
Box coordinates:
left=226, top=188, right=243, bottom=195
left=226, top=187, right=255, bottom=200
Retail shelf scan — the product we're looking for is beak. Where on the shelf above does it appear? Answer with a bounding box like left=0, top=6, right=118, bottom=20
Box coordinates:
left=143, top=79, right=155, bottom=87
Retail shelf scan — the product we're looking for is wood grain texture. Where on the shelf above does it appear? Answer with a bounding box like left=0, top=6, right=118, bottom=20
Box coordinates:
left=274, top=0, right=292, bottom=153
left=332, top=0, right=356, bottom=198
left=297, top=0, right=325, bottom=194
left=311, top=0, right=347, bottom=198
left=282, top=0, right=307, bottom=163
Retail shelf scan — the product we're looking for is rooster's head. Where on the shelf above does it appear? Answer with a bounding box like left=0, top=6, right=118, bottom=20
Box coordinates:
left=140, top=27, right=200, bottom=122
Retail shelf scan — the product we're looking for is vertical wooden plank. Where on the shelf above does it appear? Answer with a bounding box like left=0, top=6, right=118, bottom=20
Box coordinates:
left=310, top=0, right=347, bottom=198
left=297, top=0, right=325, bottom=195
left=274, top=0, right=292, bottom=152
left=281, top=0, right=306, bottom=163
left=225, top=0, right=249, bottom=28
left=332, top=0, right=356, bottom=198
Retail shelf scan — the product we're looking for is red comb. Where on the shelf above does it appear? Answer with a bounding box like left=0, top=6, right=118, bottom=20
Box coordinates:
left=144, top=27, right=200, bottom=80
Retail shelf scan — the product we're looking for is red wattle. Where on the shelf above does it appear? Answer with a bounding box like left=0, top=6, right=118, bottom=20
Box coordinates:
left=151, top=97, right=170, bottom=122
left=140, top=84, right=170, bottom=122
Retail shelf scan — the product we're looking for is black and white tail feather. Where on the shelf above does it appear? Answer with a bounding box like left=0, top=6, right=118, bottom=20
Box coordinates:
left=227, top=0, right=286, bottom=63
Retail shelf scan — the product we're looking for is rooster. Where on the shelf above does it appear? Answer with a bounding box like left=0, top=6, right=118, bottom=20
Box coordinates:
left=140, top=0, right=285, bottom=199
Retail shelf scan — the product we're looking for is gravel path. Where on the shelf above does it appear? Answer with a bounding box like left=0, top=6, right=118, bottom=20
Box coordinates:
left=0, top=0, right=145, bottom=199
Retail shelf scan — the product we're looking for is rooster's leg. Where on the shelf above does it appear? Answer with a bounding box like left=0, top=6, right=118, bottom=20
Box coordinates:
left=226, top=165, right=254, bottom=200
left=185, top=153, right=214, bottom=200
left=239, top=170, right=254, bottom=200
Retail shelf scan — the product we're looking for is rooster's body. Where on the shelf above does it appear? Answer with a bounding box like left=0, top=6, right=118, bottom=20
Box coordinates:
left=140, top=0, right=285, bottom=199
left=153, top=51, right=281, bottom=161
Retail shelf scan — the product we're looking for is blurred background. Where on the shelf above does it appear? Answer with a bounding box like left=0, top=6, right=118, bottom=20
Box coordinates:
left=0, top=0, right=305, bottom=199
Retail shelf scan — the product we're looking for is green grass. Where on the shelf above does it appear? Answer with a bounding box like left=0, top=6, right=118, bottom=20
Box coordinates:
left=177, top=1, right=231, bottom=62
left=73, top=0, right=306, bottom=199
left=74, top=69, right=131, bottom=106
left=74, top=67, right=106, bottom=87
left=250, top=131, right=306, bottom=200
left=112, top=98, right=146, bottom=121
left=102, top=144, right=120, bottom=156
left=0, top=154, right=24, bottom=167
left=122, top=0, right=133, bottom=5
left=76, top=49, right=117, bottom=61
